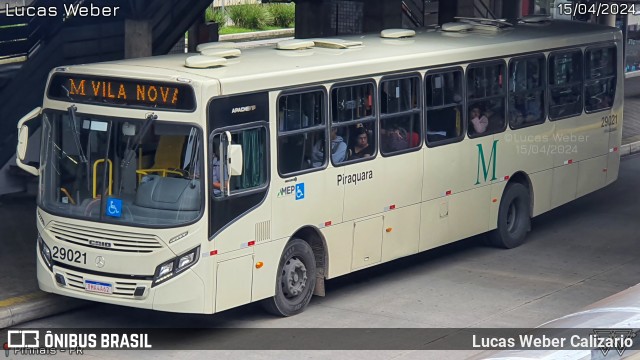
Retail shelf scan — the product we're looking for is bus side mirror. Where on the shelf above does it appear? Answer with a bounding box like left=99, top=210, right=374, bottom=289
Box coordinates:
left=16, top=107, right=41, bottom=176
left=227, top=144, right=243, bottom=176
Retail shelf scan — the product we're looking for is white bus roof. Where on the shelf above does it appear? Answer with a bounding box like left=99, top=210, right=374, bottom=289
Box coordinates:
left=62, top=20, right=621, bottom=96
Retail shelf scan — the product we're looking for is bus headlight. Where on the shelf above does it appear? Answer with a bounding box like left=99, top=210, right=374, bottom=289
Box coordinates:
left=158, top=262, right=174, bottom=278
left=38, top=235, right=53, bottom=271
left=178, top=252, right=196, bottom=269
left=152, top=246, right=200, bottom=287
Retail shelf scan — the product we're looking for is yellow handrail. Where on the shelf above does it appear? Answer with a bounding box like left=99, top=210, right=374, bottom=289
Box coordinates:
left=60, top=187, right=76, bottom=205
left=93, top=159, right=113, bottom=199
left=136, top=168, right=184, bottom=178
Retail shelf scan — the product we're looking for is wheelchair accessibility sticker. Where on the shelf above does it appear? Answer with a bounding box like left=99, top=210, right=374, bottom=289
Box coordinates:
left=295, top=183, right=305, bottom=200
left=106, top=198, right=122, bottom=218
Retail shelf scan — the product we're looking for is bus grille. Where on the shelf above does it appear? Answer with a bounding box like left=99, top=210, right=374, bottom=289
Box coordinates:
left=60, top=268, right=147, bottom=299
left=48, top=221, right=163, bottom=253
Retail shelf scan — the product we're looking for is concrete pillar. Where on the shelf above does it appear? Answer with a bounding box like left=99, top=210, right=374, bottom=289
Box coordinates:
left=439, top=0, right=458, bottom=25
left=124, top=19, right=152, bottom=59
left=295, top=0, right=333, bottom=38
left=502, top=0, right=522, bottom=21
left=363, top=0, right=402, bottom=32
left=187, top=22, right=199, bottom=53
left=457, top=0, right=476, bottom=18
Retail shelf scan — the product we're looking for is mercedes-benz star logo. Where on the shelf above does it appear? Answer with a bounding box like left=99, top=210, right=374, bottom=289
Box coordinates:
left=95, top=256, right=105, bottom=268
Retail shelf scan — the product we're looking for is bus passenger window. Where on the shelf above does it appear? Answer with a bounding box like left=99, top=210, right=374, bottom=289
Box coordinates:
left=210, top=127, right=267, bottom=196
left=549, top=50, right=583, bottom=120
left=585, top=46, right=616, bottom=112
left=509, top=55, right=546, bottom=129
left=331, top=82, right=376, bottom=165
left=277, top=90, right=326, bottom=174
left=467, top=62, right=506, bottom=137
left=426, top=70, right=463, bottom=146
left=380, top=76, right=421, bottom=155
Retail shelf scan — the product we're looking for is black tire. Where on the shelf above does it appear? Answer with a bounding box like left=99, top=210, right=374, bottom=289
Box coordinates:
left=262, top=238, right=316, bottom=317
left=487, top=183, right=531, bottom=249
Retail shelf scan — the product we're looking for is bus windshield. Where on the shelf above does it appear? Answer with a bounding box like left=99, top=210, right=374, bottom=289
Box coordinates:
left=39, top=110, right=204, bottom=227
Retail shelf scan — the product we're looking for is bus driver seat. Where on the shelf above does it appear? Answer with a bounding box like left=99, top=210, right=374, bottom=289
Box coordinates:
left=136, top=135, right=187, bottom=179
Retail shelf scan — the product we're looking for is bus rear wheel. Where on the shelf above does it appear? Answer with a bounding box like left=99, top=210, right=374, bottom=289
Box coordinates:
left=263, top=238, right=316, bottom=317
left=488, top=183, right=531, bottom=249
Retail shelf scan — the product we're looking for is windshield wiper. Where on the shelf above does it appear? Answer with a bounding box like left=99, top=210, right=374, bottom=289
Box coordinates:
left=121, top=113, right=157, bottom=169
left=118, top=113, right=157, bottom=195
left=67, top=105, right=88, bottom=163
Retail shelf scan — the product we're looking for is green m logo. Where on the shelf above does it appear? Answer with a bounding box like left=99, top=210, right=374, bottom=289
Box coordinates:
left=475, top=140, right=498, bottom=185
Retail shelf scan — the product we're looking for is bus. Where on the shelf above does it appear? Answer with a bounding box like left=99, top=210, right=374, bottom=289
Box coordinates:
left=16, top=18, right=622, bottom=316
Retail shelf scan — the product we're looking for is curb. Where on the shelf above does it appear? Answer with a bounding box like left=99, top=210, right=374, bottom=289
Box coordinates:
left=0, top=292, right=86, bottom=329
left=219, top=28, right=294, bottom=42
left=620, top=140, right=640, bottom=157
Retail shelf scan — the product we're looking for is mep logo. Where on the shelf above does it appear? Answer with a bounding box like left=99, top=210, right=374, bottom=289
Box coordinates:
left=476, top=140, right=499, bottom=185
left=593, top=329, right=636, bottom=356
left=7, top=330, right=39, bottom=348
left=277, top=185, right=296, bottom=198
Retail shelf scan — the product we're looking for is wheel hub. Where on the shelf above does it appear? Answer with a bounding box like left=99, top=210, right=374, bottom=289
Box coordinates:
left=282, top=257, right=307, bottom=298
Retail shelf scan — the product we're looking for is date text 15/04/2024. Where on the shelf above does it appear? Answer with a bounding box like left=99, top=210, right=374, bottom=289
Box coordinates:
left=3, top=3, right=119, bottom=17
left=558, top=2, right=635, bottom=17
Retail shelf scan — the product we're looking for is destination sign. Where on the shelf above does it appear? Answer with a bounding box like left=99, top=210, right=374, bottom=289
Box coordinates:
left=47, top=74, right=196, bottom=111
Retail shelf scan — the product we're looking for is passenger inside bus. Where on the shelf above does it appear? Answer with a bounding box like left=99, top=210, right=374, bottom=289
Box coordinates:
left=469, top=106, right=489, bottom=134
left=348, top=127, right=373, bottom=160
left=381, top=122, right=409, bottom=152
left=311, top=127, right=347, bottom=166
left=210, top=137, right=228, bottom=196
left=510, top=95, right=543, bottom=127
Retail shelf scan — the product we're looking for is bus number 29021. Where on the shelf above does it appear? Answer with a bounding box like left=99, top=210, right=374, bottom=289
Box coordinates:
left=52, top=246, right=87, bottom=265
left=601, top=114, right=618, bottom=127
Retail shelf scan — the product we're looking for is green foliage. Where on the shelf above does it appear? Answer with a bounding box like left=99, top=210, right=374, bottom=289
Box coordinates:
left=228, top=4, right=273, bottom=30
left=205, top=7, right=228, bottom=26
left=267, top=3, right=295, bottom=28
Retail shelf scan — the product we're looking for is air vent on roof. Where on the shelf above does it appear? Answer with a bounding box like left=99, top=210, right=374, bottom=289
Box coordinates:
left=454, top=17, right=513, bottom=33
left=380, top=29, right=416, bottom=39
left=441, top=22, right=473, bottom=32
left=184, top=55, right=227, bottom=69
left=312, top=39, right=363, bottom=49
left=196, top=41, right=238, bottom=52
left=277, top=39, right=315, bottom=50
left=519, top=15, right=551, bottom=24
left=199, top=48, right=241, bottom=58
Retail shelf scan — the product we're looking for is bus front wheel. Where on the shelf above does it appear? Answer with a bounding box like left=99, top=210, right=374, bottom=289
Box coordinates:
left=263, top=238, right=316, bottom=317
left=488, top=183, right=531, bottom=249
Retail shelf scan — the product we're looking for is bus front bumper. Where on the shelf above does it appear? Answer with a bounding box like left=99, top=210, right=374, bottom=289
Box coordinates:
left=37, top=254, right=207, bottom=314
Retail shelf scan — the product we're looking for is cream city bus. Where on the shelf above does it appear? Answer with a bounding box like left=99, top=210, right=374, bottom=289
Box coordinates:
left=16, top=18, right=622, bottom=316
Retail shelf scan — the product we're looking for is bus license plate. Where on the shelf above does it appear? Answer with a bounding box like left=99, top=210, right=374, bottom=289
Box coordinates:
left=84, top=280, right=112, bottom=294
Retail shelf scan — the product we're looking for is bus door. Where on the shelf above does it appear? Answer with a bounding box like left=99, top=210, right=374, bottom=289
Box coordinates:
left=270, top=89, right=345, bottom=244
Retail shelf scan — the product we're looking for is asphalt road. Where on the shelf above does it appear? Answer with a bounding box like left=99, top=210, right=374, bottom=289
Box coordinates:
left=14, top=153, right=640, bottom=360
